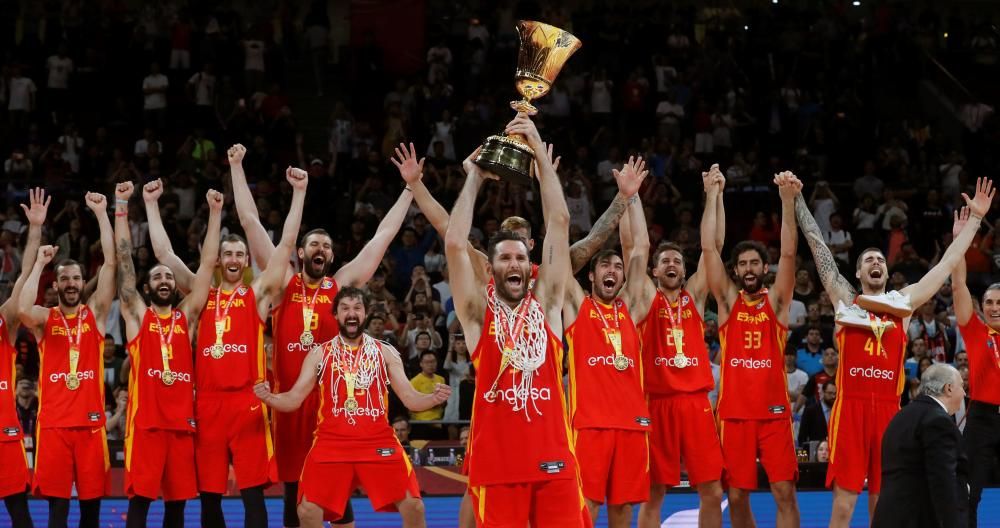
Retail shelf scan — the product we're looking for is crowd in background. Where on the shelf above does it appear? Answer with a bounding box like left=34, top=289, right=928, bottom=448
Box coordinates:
left=2, top=0, right=999, bottom=452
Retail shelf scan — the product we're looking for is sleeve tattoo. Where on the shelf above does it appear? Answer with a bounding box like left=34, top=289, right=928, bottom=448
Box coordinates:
left=569, top=194, right=628, bottom=272
left=116, top=238, right=142, bottom=313
left=794, top=195, right=856, bottom=300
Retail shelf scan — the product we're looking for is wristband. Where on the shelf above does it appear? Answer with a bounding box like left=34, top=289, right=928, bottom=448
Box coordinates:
left=404, top=186, right=413, bottom=192
left=114, top=212, right=128, bottom=217
left=971, top=213, right=984, bottom=221
left=115, top=199, right=129, bottom=204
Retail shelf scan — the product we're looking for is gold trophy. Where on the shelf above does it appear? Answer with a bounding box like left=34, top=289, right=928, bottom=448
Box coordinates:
left=474, top=21, right=582, bottom=186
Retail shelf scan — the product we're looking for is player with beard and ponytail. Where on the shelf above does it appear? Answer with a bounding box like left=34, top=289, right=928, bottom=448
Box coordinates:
left=446, top=114, right=589, bottom=527
left=144, top=168, right=311, bottom=527
left=253, top=287, right=450, bottom=527
left=562, top=157, right=650, bottom=527
left=17, top=191, right=117, bottom=527
left=793, top=177, right=995, bottom=527
left=113, top=181, right=222, bottom=527
left=0, top=188, right=48, bottom=528
left=701, top=169, right=801, bottom=527
left=226, top=144, right=411, bottom=528
left=627, top=170, right=726, bottom=528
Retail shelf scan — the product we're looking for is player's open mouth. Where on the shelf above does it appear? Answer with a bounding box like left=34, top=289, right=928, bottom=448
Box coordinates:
left=345, top=318, right=360, bottom=326
left=226, top=266, right=240, bottom=273
left=505, top=275, right=522, bottom=287
left=602, top=277, right=615, bottom=288
left=870, top=269, right=883, bottom=279
left=743, top=274, right=757, bottom=283
left=157, top=286, right=170, bottom=294
left=665, top=271, right=678, bottom=279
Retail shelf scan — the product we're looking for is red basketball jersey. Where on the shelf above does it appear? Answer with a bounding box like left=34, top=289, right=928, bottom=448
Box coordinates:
left=718, top=291, right=790, bottom=420
left=834, top=307, right=907, bottom=401
left=959, top=315, right=1000, bottom=404
left=194, top=286, right=266, bottom=392
left=0, top=316, right=20, bottom=441
left=38, top=306, right=105, bottom=428
left=467, top=298, right=577, bottom=487
left=637, top=290, right=714, bottom=396
left=271, top=275, right=339, bottom=392
left=125, top=309, right=195, bottom=432
left=311, top=336, right=399, bottom=462
left=566, top=296, right=649, bottom=431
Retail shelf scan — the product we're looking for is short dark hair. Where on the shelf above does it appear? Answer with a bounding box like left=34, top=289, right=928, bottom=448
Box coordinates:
left=822, top=380, right=837, bottom=391
left=391, top=415, right=409, bottom=426
left=219, top=233, right=248, bottom=253
left=333, top=286, right=368, bottom=312
left=300, top=228, right=332, bottom=249
left=855, top=247, right=885, bottom=270
left=653, top=242, right=684, bottom=264
left=807, top=325, right=822, bottom=335
left=420, top=349, right=437, bottom=360
left=487, top=230, right=530, bottom=263
left=784, top=348, right=797, bottom=357
left=55, top=259, right=83, bottom=277
left=589, top=249, right=621, bottom=274
left=730, top=240, right=768, bottom=267
left=415, top=331, right=432, bottom=342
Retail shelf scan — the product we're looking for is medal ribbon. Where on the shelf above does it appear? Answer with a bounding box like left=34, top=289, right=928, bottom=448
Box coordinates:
left=299, top=273, right=323, bottom=334
left=56, top=307, right=87, bottom=381
left=150, top=308, right=177, bottom=372
left=485, top=285, right=534, bottom=398
left=989, top=329, right=1000, bottom=371
left=213, top=287, right=241, bottom=346
left=660, top=291, right=686, bottom=357
left=335, top=337, right=364, bottom=406
left=867, top=312, right=888, bottom=357
left=591, top=297, right=623, bottom=360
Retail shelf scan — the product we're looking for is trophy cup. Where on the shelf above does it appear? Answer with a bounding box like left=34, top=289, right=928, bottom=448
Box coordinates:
left=474, top=21, right=582, bottom=186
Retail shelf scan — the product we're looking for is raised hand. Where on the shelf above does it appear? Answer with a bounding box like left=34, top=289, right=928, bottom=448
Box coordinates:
left=114, top=181, right=134, bottom=202
left=702, top=165, right=720, bottom=195
left=431, top=383, right=452, bottom=405
left=504, top=113, right=543, bottom=149
left=461, top=146, right=499, bottom=183
left=709, top=163, right=726, bottom=189
left=21, top=188, right=51, bottom=226
left=228, top=144, right=247, bottom=165
left=207, top=189, right=224, bottom=211
left=540, top=142, right=561, bottom=173
left=36, top=245, right=59, bottom=267
left=962, top=177, right=996, bottom=218
left=86, top=191, right=110, bottom=212
left=253, top=381, right=271, bottom=402
left=286, top=166, right=308, bottom=191
left=143, top=179, right=164, bottom=202
left=391, top=142, right=425, bottom=185
left=775, top=171, right=802, bottom=201
left=953, top=206, right=971, bottom=239
left=613, top=156, right=648, bottom=198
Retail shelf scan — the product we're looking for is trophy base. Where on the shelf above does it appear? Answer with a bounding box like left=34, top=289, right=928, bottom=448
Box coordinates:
left=474, top=135, right=534, bottom=187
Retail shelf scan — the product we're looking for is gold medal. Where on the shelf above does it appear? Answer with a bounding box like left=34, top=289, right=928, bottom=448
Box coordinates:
left=66, top=375, right=80, bottom=390
left=211, top=288, right=241, bottom=359
left=606, top=329, right=627, bottom=371
left=344, top=397, right=359, bottom=411
left=60, top=309, right=86, bottom=391
left=153, top=309, right=179, bottom=384
left=300, top=331, right=315, bottom=348
left=867, top=313, right=888, bottom=357
left=671, top=328, right=687, bottom=368
left=212, top=319, right=227, bottom=359
left=298, top=275, right=323, bottom=349
left=210, top=343, right=225, bottom=359
left=613, top=355, right=629, bottom=371
left=161, top=369, right=176, bottom=386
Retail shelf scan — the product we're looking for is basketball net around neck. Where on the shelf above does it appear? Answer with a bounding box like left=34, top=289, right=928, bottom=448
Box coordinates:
left=487, top=284, right=547, bottom=419
left=318, top=334, right=387, bottom=425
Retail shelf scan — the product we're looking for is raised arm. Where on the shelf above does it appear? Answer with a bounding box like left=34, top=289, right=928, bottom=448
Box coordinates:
left=950, top=208, right=975, bottom=326
left=255, top=168, right=308, bottom=317
left=505, top=115, right=570, bottom=324
left=393, top=142, right=450, bottom=237
left=700, top=167, right=737, bottom=317
left=770, top=172, right=801, bottom=322
left=228, top=144, right=276, bottom=268
left=1, top=188, right=49, bottom=324
left=113, top=182, right=145, bottom=338
left=622, top=194, right=656, bottom=317
left=17, top=245, right=57, bottom=337
left=384, top=343, right=450, bottom=411
left=334, top=187, right=413, bottom=288
left=902, top=177, right=995, bottom=308
left=794, top=190, right=857, bottom=306
left=445, top=148, right=493, bottom=342
left=254, top=344, right=322, bottom=412
left=143, top=179, right=196, bottom=292
left=569, top=155, right=648, bottom=274
left=87, top=191, right=117, bottom=331
left=179, top=190, right=223, bottom=322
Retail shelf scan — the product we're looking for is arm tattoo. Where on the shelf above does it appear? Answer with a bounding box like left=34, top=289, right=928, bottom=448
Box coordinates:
left=569, top=194, right=628, bottom=272
left=115, top=238, right=141, bottom=311
left=794, top=195, right=856, bottom=299
left=549, top=245, right=554, bottom=264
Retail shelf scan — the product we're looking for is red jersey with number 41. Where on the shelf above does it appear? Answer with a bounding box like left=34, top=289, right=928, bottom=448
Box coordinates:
left=834, top=309, right=907, bottom=402
left=718, top=291, right=790, bottom=420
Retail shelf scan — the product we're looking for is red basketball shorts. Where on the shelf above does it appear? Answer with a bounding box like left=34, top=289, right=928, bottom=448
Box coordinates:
left=299, top=451, right=420, bottom=522
left=195, top=390, right=275, bottom=493
left=647, top=392, right=723, bottom=487
left=272, top=389, right=319, bottom=482
left=469, top=478, right=593, bottom=528
left=33, top=427, right=110, bottom=499
left=719, top=418, right=798, bottom=490
left=826, top=396, right=899, bottom=494
left=0, top=440, right=30, bottom=498
left=575, top=428, right=649, bottom=505
left=125, top=428, right=197, bottom=501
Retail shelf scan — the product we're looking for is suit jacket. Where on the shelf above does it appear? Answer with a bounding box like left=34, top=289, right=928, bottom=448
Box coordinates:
left=797, top=401, right=829, bottom=446
left=872, top=394, right=969, bottom=528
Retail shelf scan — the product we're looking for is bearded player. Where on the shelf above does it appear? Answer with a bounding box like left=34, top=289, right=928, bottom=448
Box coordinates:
left=144, top=167, right=311, bottom=527
left=625, top=174, right=726, bottom=527
left=793, top=177, right=995, bottom=526
left=0, top=188, right=48, bottom=528
left=950, top=206, right=999, bottom=527
left=114, top=182, right=221, bottom=527
left=446, top=114, right=589, bottom=527
left=225, top=144, right=411, bottom=527
left=254, top=287, right=449, bottom=527
left=701, top=169, right=800, bottom=527
left=563, top=157, right=650, bottom=527
left=17, top=191, right=117, bottom=527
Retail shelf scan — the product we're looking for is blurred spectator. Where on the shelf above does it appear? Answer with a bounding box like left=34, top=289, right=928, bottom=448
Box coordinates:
left=410, top=351, right=446, bottom=439
left=796, top=347, right=838, bottom=413
left=443, top=334, right=470, bottom=423
left=105, top=386, right=128, bottom=440
left=799, top=381, right=836, bottom=446
left=392, top=416, right=411, bottom=447
left=908, top=302, right=952, bottom=363
left=816, top=440, right=830, bottom=463
left=786, top=349, right=808, bottom=403
left=824, top=212, right=853, bottom=269
left=796, top=326, right=827, bottom=376
left=15, top=379, right=37, bottom=436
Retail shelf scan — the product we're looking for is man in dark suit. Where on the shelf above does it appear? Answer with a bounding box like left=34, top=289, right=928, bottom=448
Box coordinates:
left=873, top=364, right=970, bottom=528
left=798, top=381, right=836, bottom=446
